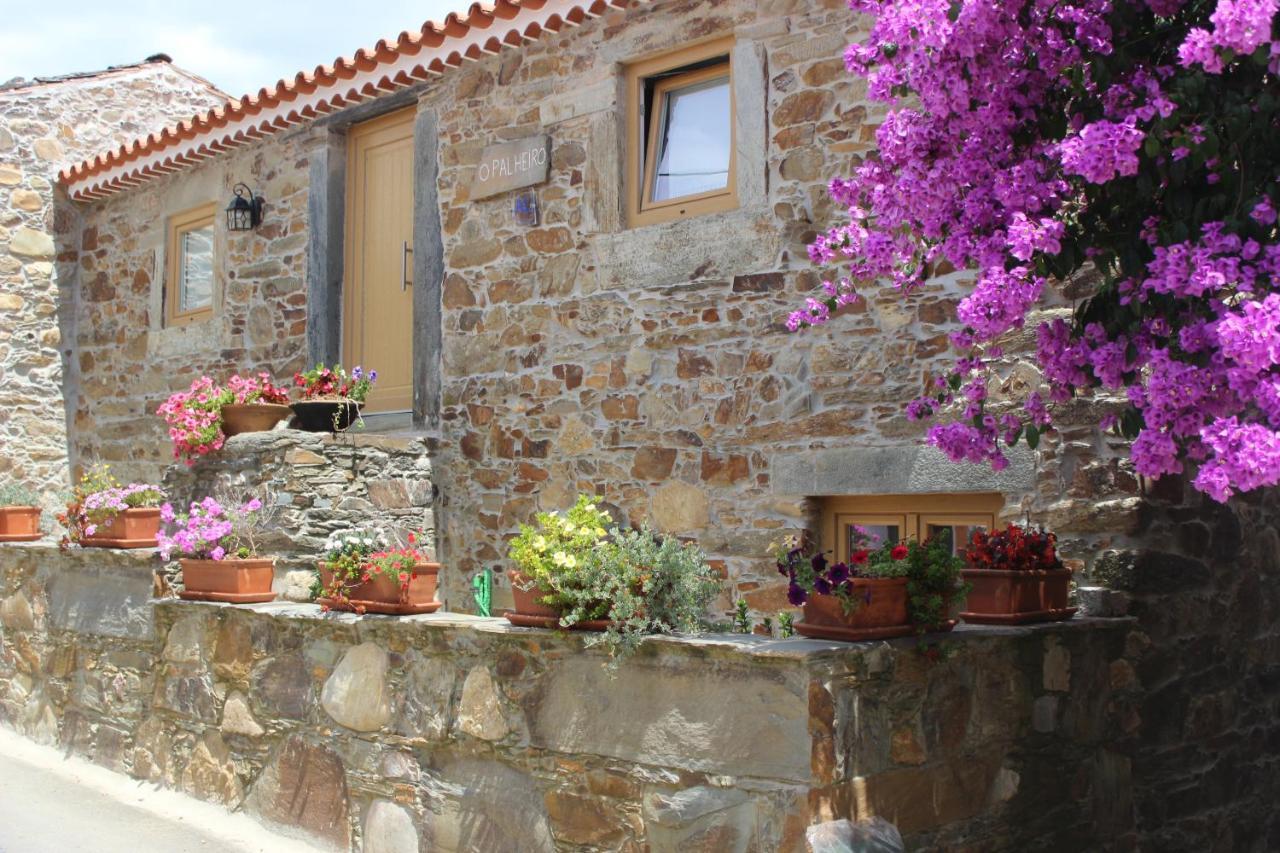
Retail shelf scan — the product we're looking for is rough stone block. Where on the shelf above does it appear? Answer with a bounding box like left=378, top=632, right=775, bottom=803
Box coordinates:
left=247, top=736, right=350, bottom=851
left=45, top=558, right=154, bottom=639
left=321, top=642, right=392, bottom=732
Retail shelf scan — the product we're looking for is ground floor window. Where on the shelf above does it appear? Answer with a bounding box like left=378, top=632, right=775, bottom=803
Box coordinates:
left=821, top=492, right=1003, bottom=561
left=164, top=202, right=216, bottom=326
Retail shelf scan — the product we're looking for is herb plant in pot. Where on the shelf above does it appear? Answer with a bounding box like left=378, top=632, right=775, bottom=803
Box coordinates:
left=0, top=483, right=42, bottom=542
left=291, top=364, right=376, bottom=432
left=315, top=529, right=441, bottom=615
left=158, top=373, right=292, bottom=465
left=506, top=494, right=721, bottom=658
left=159, top=494, right=278, bottom=603
left=58, top=465, right=165, bottom=549
left=960, top=524, right=1075, bottom=624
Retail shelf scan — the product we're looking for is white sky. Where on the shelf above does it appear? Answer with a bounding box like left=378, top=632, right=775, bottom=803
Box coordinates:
left=0, top=0, right=465, bottom=98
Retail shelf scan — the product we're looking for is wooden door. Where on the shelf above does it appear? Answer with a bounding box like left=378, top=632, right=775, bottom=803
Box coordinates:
left=344, top=107, right=415, bottom=413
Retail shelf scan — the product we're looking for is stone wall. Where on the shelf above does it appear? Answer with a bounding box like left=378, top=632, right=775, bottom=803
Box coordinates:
left=0, top=541, right=1137, bottom=851
left=0, top=59, right=226, bottom=503
left=1093, top=481, right=1280, bottom=850
left=160, top=429, right=436, bottom=603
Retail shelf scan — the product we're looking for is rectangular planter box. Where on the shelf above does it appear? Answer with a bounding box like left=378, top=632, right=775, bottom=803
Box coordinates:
left=81, top=507, right=161, bottom=549
left=0, top=506, right=42, bottom=541
left=179, top=557, right=277, bottom=603
left=960, top=568, right=1075, bottom=624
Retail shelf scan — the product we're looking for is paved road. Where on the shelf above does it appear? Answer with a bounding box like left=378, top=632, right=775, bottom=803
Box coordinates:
left=0, top=728, right=322, bottom=853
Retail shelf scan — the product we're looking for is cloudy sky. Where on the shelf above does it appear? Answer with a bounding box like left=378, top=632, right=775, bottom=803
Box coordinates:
left=0, top=0, right=464, bottom=98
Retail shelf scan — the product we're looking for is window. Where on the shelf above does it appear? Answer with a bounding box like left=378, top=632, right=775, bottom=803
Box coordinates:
left=821, top=493, right=1004, bottom=562
left=626, top=37, right=736, bottom=227
left=165, top=203, right=216, bottom=326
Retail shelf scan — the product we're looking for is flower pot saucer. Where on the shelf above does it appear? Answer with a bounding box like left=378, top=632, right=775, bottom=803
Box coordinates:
left=959, top=606, right=1078, bottom=625
left=793, top=622, right=917, bottom=642
left=79, top=537, right=157, bottom=549
left=178, top=590, right=278, bottom=604
left=0, top=533, right=42, bottom=543
left=318, top=597, right=441, bottom=615
left=503, top=611, right=611, bottom=631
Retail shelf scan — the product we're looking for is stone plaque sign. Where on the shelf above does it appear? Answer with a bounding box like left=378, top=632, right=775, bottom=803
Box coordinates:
left=471, top=135, right=551, bottom=200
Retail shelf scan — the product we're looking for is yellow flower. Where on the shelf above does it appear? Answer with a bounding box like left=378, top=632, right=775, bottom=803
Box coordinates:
left=532, top=535, right=547, bottom=552
left=552, top=551, right=569, bottom=567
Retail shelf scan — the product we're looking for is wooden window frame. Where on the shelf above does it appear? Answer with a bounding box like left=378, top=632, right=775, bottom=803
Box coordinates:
left=164, top=202, right=217, bottom=327
left=822, top=493, right=1004, bottom=563
left=625, top=37, right=736, bottom=228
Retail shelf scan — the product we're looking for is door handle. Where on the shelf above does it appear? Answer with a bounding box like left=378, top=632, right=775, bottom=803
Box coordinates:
left=402, top=241, right=413, bottom=291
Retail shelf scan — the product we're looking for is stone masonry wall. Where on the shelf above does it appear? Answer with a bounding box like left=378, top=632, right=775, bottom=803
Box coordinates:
left=0, top=541, right=1137, bottom=851
left=69, top=126, right=315, bottom=479
left=0, top=60, right=226, bottom=503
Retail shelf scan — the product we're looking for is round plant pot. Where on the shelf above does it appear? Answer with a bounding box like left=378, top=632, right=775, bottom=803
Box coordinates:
left=318, top=561, right=442, bottom=615
left=290, top=400, right=362, bottom=433
left=795, top=577, right=913, bottom=642
left=0, top=506, right=42, bottom=542
left=81, top=507, right=161, bottom=549
left=503, top=570, right=611, bottom=630
left=221, top=403, right=293, bottom=437
left=960, top=568, right=1076, bottom=624
left=178, top=557, right=277, bottom=603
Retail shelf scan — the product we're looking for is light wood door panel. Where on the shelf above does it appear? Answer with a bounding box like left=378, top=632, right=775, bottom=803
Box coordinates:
left=344, top=108, right=415, bottom=413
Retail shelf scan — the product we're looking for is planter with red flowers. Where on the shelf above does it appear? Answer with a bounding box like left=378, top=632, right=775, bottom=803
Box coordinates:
left=315, top=528, right=440, bottom=615
left=158, top=372, right=292, bottom=465
left=159, top=493, right=278, bottom=604
left=776, top=528, right=965, bottom=642
left=0, top=483, right=42, bottom=542
left=290, top=363, right=377, bottom=433
left=959, top=524, right=1075, bottom=624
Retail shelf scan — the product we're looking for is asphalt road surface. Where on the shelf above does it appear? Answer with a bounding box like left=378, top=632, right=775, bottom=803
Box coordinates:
left=0, top=728, right=322, bottom=853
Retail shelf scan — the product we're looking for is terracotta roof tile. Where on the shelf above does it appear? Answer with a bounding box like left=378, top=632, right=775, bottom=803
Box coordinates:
left=61, top=0, right=633, bottom=200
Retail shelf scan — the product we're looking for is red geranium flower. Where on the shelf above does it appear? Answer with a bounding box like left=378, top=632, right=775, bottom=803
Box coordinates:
left=851, top=549, right=869, bottom=564
left=890, top=544, right=909, bottom=560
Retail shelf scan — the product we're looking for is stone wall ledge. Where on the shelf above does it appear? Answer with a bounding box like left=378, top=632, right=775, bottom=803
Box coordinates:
left=156, top=598, right=1135, bottom=662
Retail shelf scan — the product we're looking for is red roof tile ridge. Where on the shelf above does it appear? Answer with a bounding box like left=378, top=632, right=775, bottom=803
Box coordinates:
left=61, top=0, right=630, bottom=199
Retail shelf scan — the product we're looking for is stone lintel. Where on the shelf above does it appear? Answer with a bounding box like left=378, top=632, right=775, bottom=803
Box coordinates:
left=770, top=444, right=1037, bottom=497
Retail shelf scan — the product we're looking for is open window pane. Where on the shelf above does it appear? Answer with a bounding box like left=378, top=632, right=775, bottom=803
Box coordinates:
left=650, top=73, right=730, bottom=202
left=179, top=225, right=214, bottom=312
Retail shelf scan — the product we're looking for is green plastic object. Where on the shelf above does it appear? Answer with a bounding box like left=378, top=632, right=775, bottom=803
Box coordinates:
left=472, top=567, right=493, bottom=617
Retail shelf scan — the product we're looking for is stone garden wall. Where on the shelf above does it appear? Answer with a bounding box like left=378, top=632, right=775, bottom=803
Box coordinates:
left=0, top=540, right=1138, bottom=851
left=0, top=59, right=226, bottom=504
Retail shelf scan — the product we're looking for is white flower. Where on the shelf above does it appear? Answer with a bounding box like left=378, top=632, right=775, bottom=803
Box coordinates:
left=364, top=537, right=373, bottom=546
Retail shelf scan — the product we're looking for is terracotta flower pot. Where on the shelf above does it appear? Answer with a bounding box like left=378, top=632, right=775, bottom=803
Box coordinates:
left=503, top=570, right=611, bottom=630
left=318, top=561, right=442, bottom=615
left=795, top=577, right=914, bottom=642
left=0, top=506, right=42, bottom=542
left=179, top=557, right=277, bottom=603
left=291, top=400, right=362, bottom=432
left=221, top=403, right=293, bottom=436
left=959, top=568, right=1076, bottom=624
left=81, top=507, right=161, bottom=549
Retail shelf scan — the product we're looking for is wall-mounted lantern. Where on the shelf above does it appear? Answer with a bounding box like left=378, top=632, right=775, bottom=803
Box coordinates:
left=225, top=182, right=264, bottom=231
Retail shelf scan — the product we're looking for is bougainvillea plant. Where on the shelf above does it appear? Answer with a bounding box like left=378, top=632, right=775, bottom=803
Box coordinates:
left=156, top=495, right=269, bottom=561
left=790, top=1, right=1280, bottom=502
left=965, top=524, right=1065, bottom=572
left=293, top=364, right=377, bottom=403
left=158, top=373, right=290, bottom=464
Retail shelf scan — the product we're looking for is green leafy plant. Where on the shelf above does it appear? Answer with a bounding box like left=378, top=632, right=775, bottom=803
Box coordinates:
left=733, top=599, right=751, bottom=633
left=507, top=494, right=611, bottom=611
left=777, top=611, right=795, bottom=638
left=889, top=538, right=968, bottom=632
left=557, top=524, right=720, bottom=659
left=0, top=482, right=39, bottom=507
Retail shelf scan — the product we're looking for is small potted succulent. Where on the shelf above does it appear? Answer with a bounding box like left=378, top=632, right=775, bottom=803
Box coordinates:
left=158, top=493, right=278, bottom=603
left=314, top=528, right=440, bottom=615
left=291, top=363, right=376, bottom=432
left=959, top=523, right=1075, bottom=624
left=776, top=529, right=965, bottom=642
left=58, top=465, right=165, bottom=549
left=506, top=494, right=721, bottom=658
left=158, top=372, right=292, bottom=465
left=0, top=482, right=42, bottom=542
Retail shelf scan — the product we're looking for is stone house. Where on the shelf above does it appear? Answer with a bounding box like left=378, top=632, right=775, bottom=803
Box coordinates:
left=34, top=0, right=1087, bottom=616
left=0, top=1, right=1276, bottom=850
left=0, top=55, right=226, bottom=498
